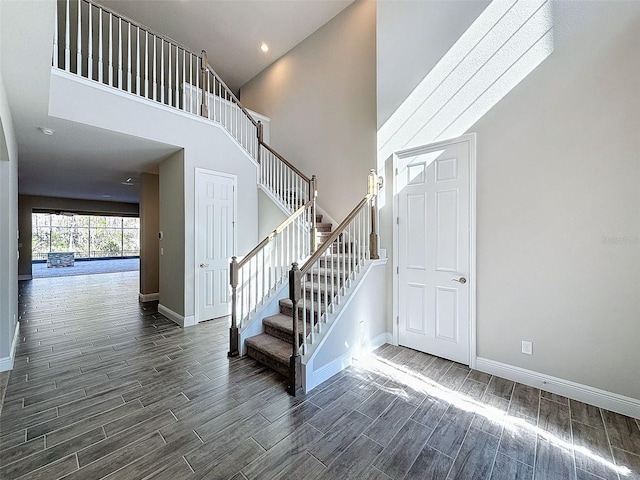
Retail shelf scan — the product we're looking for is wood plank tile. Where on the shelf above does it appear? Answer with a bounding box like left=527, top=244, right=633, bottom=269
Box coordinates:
left=490, top=453, right=533, bottom=480
left=308, top=391, right=365, bottom=434
left=309, top=410, right=373, bottom=465
left=498, top=425, right=537, bottom=467
left=324, top=434, right=384, bottom=480
left=363, top=398, right=416, bottom=447
left=252, top=401, right=321, bottom=451
left=447, top=427, right=500, bottom=479
left=242, top=423, right=324, bottom=480
left=508, top=383, right=540, bottom=421
left=539, top=397, right=572, bottom=443
left=602, top=409, right=640, bottom=455
left=411, top=394, right=450, bottom=428
left=572, top=420, right=617, bottom=480
left=427, top=404, right=474, bottom=457
left=404, top=444, right=454, bottom=480
left=612, top=447, right=640, bottom=480
left=373, top=418, right=432, bottom=478
left=485, top=376, right=515, bottom=401
left=357, top=389, right=398, bottom=420
left=570, top=400, right=604, bottom=429
left=471, top=394, right=509, bottom=438
left=534, top=436, right=576, bottom=480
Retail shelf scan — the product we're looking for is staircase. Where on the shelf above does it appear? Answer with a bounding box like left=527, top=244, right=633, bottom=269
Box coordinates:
left=245, top=213, right=336, bottom=375
left=54, top=0, right=383, bottom=396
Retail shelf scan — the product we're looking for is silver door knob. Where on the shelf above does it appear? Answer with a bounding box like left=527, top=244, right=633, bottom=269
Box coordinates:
left=452, top=277, right=467, bottom=284
left=199, top=263, right=209, bottom=268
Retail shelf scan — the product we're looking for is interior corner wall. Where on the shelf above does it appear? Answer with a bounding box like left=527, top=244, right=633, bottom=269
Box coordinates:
left=0, top=61, right=19, bottom=369
left=159, top=150, right=185, bottom=317
left=377, top=1, right=640, bottom=400
left=17, top=195, right=139, bottom=278
left=240, top=0, right=377, bottom=222
left=139, top=173, right=159, bottom=297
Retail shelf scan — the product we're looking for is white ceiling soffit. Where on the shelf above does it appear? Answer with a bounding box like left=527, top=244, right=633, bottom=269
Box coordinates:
left=98, top=0, right=354, bottom=93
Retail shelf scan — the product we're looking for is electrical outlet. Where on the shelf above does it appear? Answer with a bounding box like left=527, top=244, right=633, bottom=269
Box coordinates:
left=521, top=340, right=533, bottom=355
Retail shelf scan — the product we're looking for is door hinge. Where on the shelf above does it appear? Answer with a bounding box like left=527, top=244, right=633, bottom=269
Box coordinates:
left=396, top=266, right=399, bottom=274
left=396, top=217, right=399, bottom=225
left=395, top=167, right=398, bottom=175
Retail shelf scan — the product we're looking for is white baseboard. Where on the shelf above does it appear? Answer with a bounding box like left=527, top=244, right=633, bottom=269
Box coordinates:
left=158, top=304, right=195, bottom=328
left=18, top=275, right=32, bottom=281
left=370, top=332, right=390, bottom=351
left=475, top=357, right=640, bottom=419
left=303, top=351, right=353, bottom=393
left=0, top=322, right=20, bottom=372
left=138, top=292, right=159, bottom=302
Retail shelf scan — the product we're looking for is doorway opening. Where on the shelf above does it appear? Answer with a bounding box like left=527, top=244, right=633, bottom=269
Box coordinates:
left=31, top=211, right=140, bottom=278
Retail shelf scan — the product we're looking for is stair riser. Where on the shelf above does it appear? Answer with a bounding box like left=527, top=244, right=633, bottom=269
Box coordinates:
left=279, top=301, right=324, bottom=322
left=246, top=346, right=290, bottom=378
left=264, top=324, right=305, bottom=345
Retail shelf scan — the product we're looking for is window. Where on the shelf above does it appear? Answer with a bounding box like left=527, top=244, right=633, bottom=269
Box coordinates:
left=32, top=213, right=140, bottom=260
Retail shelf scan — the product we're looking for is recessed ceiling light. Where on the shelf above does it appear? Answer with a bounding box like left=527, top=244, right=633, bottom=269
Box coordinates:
left=102, top=195, right=111, bottom=198
left=39, top=127, right=54, bottom=136
left=260, top=43, right=269, bottom=53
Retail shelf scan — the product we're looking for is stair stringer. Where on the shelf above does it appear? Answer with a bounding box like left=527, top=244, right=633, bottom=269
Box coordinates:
left=302, top=257, right=388, bottom=393
left=238, top=281, right=289, bottom=356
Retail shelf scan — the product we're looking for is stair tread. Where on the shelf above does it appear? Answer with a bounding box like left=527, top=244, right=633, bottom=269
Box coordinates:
left=245, top=333, right=291, bottom=365
left=279, top=297, right=327, bottom=313
left=264, top=313, right=310, bottom=335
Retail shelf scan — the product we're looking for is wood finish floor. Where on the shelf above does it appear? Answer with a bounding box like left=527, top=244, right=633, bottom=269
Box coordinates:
left=1, top=272, right=639, bottom=479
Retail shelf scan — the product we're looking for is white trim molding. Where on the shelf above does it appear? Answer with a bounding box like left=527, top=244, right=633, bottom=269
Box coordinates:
left=138, top=292, right=159, bottom=302
left=18, top=275, right=32, bottom=281
left=476, top=357, right=640, bottom=419
left=0, top=321, right=20, bottom=372
left=158, top=304, right=195, bottom=328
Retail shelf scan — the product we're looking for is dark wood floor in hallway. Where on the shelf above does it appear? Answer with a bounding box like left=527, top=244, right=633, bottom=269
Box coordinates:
left=1, top=272, right=639, bottom=479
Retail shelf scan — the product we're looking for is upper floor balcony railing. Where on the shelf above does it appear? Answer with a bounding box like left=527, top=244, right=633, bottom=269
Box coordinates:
left=53, top=0, right=258, bottom=160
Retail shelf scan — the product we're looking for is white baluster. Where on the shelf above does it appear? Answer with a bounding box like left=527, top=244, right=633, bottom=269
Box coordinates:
left=53, top=2, right=58, bottom=67
left=182, top=49, right=186, bottom=110
left=87, top=4, right=92, bottom=79
left=160, top=40, right=164, bottom=103
left=65, top=0, right=70, bottom=71
left=136, top=27, right=140, bottom=95
left=117, top=18, right=122, bottom=89
left=174, top=46, right=179, bottom=107
left=145, top=31, right=149, bottom=98
left=127, top=23, right=131, bottom=92
left=189, top=54, right=193, bottom=113
left=76, top=0, right=81, bottom=74
left=152, top=36, right=157, bottom=101
left=108, top=13, right=113, bottom=86
left=98, top=8, right=103, bottom=82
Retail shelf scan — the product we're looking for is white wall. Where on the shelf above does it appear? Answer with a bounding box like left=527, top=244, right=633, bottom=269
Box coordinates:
left=378, top=1, right=640, bottom=400
left=0, top=40, right=19, bottom=370
left=49, top=71, right=259, bottom=321
left=240, top=0, right=377, bottom=222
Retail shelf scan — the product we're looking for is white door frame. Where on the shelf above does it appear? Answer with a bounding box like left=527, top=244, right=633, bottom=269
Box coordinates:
left=392, top=133, right=477, bottom=368
left=194, top=167, right=237, bottom=324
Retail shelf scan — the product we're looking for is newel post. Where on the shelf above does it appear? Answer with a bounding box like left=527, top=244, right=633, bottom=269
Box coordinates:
left=199, top=50, right=208, bottom=118
left=287, top=263, right=303, bottom=396
left=228, top=256, right=239, bottom=357
left=256, top=121, right=263, bottom=164
left=310, top=175, right=318, bottom=253
left=368, top=170, right=383, bottom=260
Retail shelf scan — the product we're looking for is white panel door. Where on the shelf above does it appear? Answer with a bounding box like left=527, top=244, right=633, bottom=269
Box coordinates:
left=196, top=170, right=235, bottom=322
left=398, top=139, right=470, bottom=364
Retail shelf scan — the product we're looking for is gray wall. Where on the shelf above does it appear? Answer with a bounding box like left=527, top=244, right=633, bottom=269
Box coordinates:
left=140, top=173, right=159, bottom=297
left=240, top=0, right=377, bottom=222
left=377, top=1, right=640, bottom=399
left=0, top=40, right=19, bottom=369
left=17, top=195, right=139, bottom=278
left=159, top=151, right=185, bottom=316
